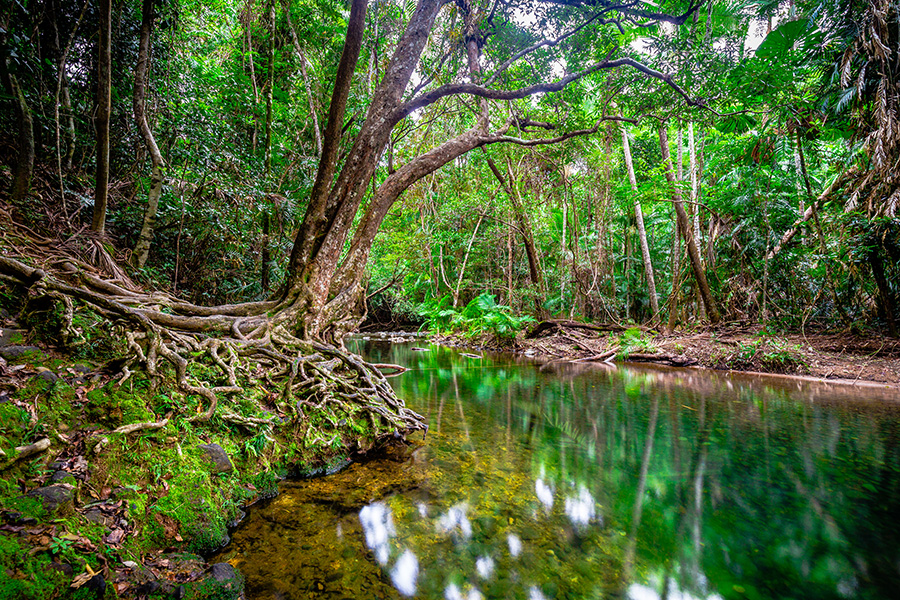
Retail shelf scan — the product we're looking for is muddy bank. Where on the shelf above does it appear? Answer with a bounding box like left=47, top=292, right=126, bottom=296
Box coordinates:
left=435, top=320, right=900, bottom=388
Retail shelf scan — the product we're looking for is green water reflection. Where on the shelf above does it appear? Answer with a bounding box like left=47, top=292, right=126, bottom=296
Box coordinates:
left=213, top=340, right=900, bottom=600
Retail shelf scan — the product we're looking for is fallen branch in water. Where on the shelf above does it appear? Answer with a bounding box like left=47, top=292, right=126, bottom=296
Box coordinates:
left=372, top=363, right=408, bottom=377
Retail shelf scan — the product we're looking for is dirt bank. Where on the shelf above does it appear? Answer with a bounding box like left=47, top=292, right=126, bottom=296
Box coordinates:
left=442, top=320, right=900, bottom=388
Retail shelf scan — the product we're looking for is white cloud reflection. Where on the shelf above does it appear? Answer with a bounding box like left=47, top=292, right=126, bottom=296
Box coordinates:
left=564, top=486, right=597, bottom=526
left=508, top=533, right=522, bottom=557
left=391, top=549, right=419, bottom=596
left=438, top=503, right=473, bottom=538
left=535, top=479, right=554, bottom=509
left=359, top=502, right=395, bottom=565
left=475, top=555, right=495, bottom=579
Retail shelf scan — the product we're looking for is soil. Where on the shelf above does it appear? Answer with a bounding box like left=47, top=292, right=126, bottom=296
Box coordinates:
left=444, top=320, right=900, bottom=388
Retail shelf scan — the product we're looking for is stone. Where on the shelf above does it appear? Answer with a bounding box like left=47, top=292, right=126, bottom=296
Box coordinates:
left=186, top=563, right=243, bottom=599
left=0, top=328, right=26, bottom=347
left=48, top=562, right=74, bottom=577
left=209, top=562, right=237, bottom=583
left=38, top=370, right=59, bottom=384
left=198, top=443, right=233, bottom=474
left=26, top=483, right=75, bottom=513
left=0, top=345, right=45, bottom=363
left=49, top=470, right=74, bottom=483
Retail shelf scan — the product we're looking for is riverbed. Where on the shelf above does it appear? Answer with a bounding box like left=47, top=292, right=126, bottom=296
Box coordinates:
left=212, top=339, right=900, bottom=600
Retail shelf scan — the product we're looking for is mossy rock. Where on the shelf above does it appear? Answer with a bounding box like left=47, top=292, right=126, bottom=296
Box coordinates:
left=183, top=563, right=244, bottom=600
left=0, top=345, right=48, bottom=365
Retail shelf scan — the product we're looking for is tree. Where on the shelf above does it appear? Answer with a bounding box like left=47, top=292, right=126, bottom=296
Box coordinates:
left=274, top=0, right=707, bottom=342
left=92, top=0, right=112, bottom=233
left=0, top=0, right=711, bottom=436
left=132, top=0, right=167, bottom=268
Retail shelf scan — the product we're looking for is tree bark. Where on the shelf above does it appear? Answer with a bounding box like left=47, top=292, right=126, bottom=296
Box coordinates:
left=132, top=0, right=166, bottom=268
left=622, top=126, right=659, bottom=320
left=484, top=155, right=546, bottom=300
left=659, top=125, right=720, bottom=324
left=264, top=0, right=275, bottom=176
left=92, top=0, right=112, bottom=233
left=870, top=250, right=898, bottom=337
left=6, top=72, right=34, bottom=203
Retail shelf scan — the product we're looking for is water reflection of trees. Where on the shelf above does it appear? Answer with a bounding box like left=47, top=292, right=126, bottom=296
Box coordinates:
left=376, top=342, right=900, bottom=600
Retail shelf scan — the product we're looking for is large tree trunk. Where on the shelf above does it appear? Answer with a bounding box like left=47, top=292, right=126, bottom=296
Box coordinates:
left=659, top=125, right=720, bottom=324
left=6, top=72, right=34, bottom=203
left=622, top=126, right=659, bottom=320
left=92, top=0, right=112, bottom=233
left=132, top=0, right=166, bottom=268
left=0, top=29, right=34, bottom=204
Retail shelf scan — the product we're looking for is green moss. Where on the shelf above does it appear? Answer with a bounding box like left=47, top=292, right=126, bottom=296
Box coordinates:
left=183, top=569, right=244, bottom=600
left=0, top=402, right=31, bottom=448
left=84, top=383, right=155, bottom=428
left=1, top=496, right=48, bottom=521
left=0, top=534, right=67, bottom=600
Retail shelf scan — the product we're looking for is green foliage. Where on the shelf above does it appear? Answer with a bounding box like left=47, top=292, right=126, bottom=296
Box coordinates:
left=616, top=327, right=655, bottom=358
left=418, top=294, right=535, bottom=341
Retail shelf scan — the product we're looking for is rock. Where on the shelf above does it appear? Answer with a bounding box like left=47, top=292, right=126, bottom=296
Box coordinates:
left=48, top=561, right=74, bottom=577
left=26, top=483, right=75, bottom=513
left=0, top=345, right=45, bottom=363
left=209, top=562, right=237, bottom=583
left=0, top=328, right=26, bottom=346
left=85, top=572, right=106, bottom=597
left=49, top=470, right=74, bottom=483
left=185, top=563, right=242, bottom=599
left=198, top=443, right=233, bottom=474
left=83, top=509, right=107, bottom=524
left=39, top=370, right=59, bottom=384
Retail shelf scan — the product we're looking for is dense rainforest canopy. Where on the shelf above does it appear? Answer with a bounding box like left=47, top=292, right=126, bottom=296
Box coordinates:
left=1, top=0, right=898, bottom=355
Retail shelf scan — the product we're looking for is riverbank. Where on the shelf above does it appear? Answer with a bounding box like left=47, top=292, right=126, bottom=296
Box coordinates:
left=434, top=320, right=900, bottom=388
left=0, top=304, right=403, bottom=599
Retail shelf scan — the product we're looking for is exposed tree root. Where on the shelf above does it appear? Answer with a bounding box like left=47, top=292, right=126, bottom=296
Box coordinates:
left=0, top=231, right=427, bottom=449
left=0, top=438, right=52, bottom=470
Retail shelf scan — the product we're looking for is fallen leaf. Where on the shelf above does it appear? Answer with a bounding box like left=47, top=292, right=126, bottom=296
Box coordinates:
left=105, top=529, right=125, bottom=545
left=71, top=572, right=93, bottom=589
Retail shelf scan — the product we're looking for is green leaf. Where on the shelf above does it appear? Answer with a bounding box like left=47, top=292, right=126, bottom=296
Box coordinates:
left=755, top=19, right=809, bottom=60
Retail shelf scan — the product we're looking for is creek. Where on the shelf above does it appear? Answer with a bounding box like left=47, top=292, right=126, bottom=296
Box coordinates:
left=212, top=339, right=900, bottom=600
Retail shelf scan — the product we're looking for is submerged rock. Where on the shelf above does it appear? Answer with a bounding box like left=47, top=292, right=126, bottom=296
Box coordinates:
left=199, top=443, right=234, bottom=473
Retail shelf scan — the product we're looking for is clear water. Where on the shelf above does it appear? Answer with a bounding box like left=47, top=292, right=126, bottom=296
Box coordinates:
left=212, top=340, right=900, bottom=600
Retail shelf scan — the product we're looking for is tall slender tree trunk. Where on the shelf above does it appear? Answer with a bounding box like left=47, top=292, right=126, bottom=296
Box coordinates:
left=622, top=126, right=659, bottom=320
left=281, top=0, right=322, bottom=156
left=245, top=0, right=260, bottom=154
left=264, top=0, right=275, bottom=176
left=132, top=0, right=166, bottom=268
left=53, top=0, right=88, bottom=217
left=92, top=0, right=112, bottom=233
left=688, top=122, right=702, bottom=252
left=484, top=154, right=546, bottom=311
left=870, top=250, right=898, bottom=337
left=261, top=211, right=271, bottom=293
left=659, top=125, right=720, bottom=324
